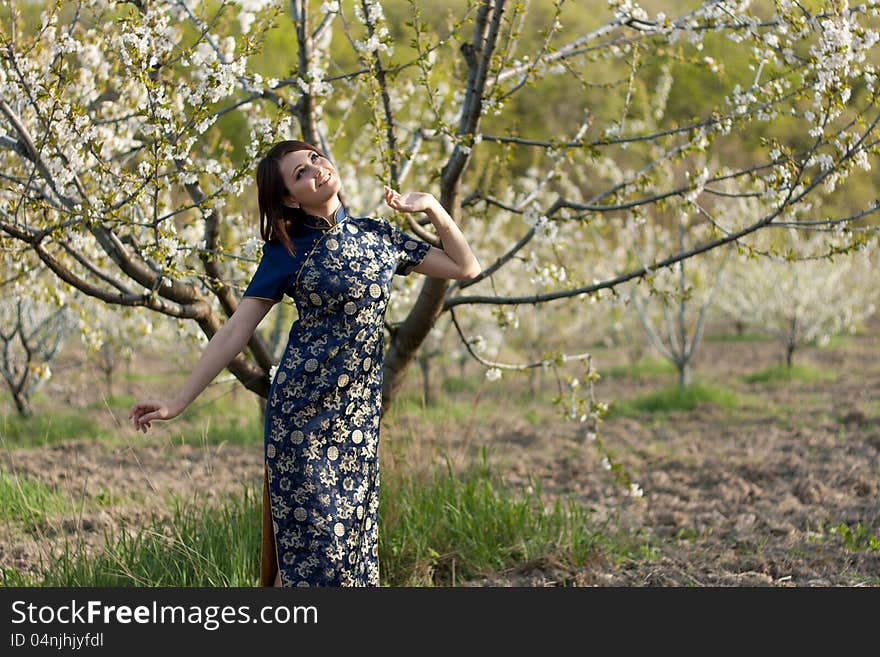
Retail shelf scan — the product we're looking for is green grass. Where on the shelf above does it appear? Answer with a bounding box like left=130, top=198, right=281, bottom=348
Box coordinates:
left=441, top=375, right=483, bottom=394
left=0, top=410, right=111, bottom=448
left=742, top=363, right=837, bottom=385
left=607, top=382, right=742, bottom=418
left=828, top=522, right=880, bottom=552
left=814, top=333, right=852, bottom=350
left=388, top=389, right=485, bottom=423
left=85, top=394, right=138, bottom=411
left=8, top=487, right=264, bottom=587
left=0, top=386, right=266, bottom=449
left=379, top=451, right=637, bottom=586
left=166, top=414, right=264, bottom=448
left=603, top=358, right=677, bottom=379
left=5, top=453, right=644, bottom=587
left=703, top=331, right=773, bottom=343
left=0, top=470, right=77, bottom=530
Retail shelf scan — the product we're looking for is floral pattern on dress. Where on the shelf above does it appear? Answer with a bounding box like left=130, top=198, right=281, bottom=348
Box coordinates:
left=244, top=205, right=431, bottom=586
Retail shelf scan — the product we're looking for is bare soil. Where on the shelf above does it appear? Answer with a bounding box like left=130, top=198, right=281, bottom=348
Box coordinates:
left=2, top=321, right=878, bottom=587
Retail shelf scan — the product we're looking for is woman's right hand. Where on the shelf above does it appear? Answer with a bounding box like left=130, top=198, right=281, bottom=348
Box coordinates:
left=128, top=399, right=183, bottom=434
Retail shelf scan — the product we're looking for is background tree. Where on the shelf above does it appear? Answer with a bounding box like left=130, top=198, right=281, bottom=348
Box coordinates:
left=0, top=294, right=74, bottom=417
left=715, top=233, right=879, bottom=367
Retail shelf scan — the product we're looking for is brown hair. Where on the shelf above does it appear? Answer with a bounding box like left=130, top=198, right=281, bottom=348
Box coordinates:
left=256, top=140, right=327, bottom=256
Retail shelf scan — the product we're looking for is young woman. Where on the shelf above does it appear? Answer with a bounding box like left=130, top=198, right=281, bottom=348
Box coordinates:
left=128, top=140, right=481, bottom=587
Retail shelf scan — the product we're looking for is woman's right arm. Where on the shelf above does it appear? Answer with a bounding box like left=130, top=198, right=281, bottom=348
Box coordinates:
left=128, top=296, right=277, bottom=433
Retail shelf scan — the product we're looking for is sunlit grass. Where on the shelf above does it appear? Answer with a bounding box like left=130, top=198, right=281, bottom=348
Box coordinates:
left=379, top=451, right=638, bottom=586
left=607, top=382, right=742, bottom=417
left=10, top=487, right=262, bottom=587
left=0, top=410, right=111, bottom=448
left=0, top=470, right=75, bottom=530
left=742, top=363, right=837, bottom=384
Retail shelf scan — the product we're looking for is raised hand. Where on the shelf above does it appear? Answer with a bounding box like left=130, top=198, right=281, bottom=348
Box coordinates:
left=384, top=185, right=436, bottom=214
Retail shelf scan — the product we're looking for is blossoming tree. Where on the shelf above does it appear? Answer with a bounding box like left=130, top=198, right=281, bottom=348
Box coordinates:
left=0, top=293, right=73, bottom=416
left=714, top=233, right=878, bottom=367
left=2, top=0, right=879, bottom=481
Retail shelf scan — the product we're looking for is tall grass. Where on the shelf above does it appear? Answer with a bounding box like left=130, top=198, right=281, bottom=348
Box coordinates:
left=7, top=455, right=631, bottom=587
left=379, top=453, right=610, bottom=586
left=14, top=487, right=263, bottom=587
left=0, top=471, right=75, bottom=529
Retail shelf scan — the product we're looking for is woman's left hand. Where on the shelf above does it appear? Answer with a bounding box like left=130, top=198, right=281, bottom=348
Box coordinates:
left=384, top=186, right=436, bottom=214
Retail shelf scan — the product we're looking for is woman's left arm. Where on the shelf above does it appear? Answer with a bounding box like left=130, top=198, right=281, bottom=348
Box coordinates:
left=384, top=186, right=482, bottom=280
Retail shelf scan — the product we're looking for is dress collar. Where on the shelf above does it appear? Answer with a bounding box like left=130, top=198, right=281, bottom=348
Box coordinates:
left=301, top=204, right=348, bottom=231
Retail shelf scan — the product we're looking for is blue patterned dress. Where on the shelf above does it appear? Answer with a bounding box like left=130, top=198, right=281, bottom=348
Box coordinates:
left=243, top=205, right=431, bottom=586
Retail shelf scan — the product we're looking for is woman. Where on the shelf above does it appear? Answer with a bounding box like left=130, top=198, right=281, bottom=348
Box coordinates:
left=128, top=140, right=481, bottom=587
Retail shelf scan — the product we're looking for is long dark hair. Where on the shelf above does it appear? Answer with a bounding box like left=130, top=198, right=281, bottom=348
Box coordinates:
left=256, top=140, right=327, bottom=256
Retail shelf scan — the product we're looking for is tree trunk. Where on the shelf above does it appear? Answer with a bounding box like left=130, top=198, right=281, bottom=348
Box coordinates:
left=677, top=359, right=691, bottom=388
left=418, top=352, right=432, bottom=406
left=12, top=391, right=32, bottom=417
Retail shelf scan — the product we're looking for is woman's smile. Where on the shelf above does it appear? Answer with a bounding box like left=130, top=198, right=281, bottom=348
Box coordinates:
left=279, top=148, right=342, bottom=218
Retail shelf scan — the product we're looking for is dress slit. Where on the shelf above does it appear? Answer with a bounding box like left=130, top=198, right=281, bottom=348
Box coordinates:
left=259, top=464, right=280, bottom=587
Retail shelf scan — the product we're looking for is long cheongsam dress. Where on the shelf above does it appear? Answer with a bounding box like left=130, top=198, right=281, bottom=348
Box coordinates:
left=242, top=204, right=432, bottom=587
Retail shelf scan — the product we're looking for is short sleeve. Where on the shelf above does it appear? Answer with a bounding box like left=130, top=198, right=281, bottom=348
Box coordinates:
left=242, top=242, right=297, bottom=302
left=387, top=221, right=432, bottom=276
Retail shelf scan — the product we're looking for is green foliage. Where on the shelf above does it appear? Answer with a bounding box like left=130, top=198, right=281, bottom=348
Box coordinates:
left=607, top=382, right=741, bottom=417
left=743, top=363, right=836, bottom=385
left=829, top=522, right=880, bottom=553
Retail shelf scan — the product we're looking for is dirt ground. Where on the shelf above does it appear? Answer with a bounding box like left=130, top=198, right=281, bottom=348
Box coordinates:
left=2, top=320, right=878, bottom=587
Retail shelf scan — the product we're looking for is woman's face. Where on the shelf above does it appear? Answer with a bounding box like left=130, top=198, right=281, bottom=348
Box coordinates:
left=279, top=149, right=341, bottom=211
